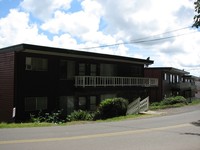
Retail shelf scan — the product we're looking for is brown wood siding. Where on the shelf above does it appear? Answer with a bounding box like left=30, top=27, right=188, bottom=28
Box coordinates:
left=0, top=51, right=15, bottom=122
left=12, top=51, right=149, bottom=121
left=144, top=69, right=162, bottom=102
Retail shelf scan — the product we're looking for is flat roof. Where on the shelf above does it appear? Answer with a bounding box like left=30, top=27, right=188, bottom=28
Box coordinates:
left=0, top=43, right=154, bottom=65
left=145, top=67, right=189, bottom=74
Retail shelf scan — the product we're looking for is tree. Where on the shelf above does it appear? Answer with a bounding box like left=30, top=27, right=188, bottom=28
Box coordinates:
left=193, top=0, right=200, bottom=28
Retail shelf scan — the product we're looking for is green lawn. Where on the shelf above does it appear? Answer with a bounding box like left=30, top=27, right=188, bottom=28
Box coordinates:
left=0, top=122, right=54, bottom=128
left=0, top=114, right=149, bottom=129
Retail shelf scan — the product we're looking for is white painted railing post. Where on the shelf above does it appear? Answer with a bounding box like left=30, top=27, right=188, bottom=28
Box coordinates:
left=83, top=76, right=85, bottom=87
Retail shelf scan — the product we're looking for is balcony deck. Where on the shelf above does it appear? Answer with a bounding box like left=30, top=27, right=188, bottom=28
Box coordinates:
left=171, top=82, right=196, bottom=90
left=75, top=76, right=158, bottom=87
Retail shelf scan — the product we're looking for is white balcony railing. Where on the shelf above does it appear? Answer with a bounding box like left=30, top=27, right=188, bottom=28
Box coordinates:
left=75, top=76, right=158, bottom=87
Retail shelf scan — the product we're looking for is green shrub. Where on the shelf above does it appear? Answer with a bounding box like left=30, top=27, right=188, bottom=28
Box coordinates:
left=67, top=110, right=94, bottom=121
left=150, top=96, right=188, bottom=110
left=161, top=96, right=187, bottom=105
left=30, top=110, right=65, bottom=124
left=96, top=97, right=129, bottom=120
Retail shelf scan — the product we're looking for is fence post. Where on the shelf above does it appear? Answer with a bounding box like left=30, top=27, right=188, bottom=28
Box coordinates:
left=137, top=98, right=140, bottom=114
left=147, top=96, right=149, bottom=111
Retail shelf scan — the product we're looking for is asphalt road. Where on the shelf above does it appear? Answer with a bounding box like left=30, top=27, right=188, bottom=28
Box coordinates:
left=0, top=107, right=200, bottom=150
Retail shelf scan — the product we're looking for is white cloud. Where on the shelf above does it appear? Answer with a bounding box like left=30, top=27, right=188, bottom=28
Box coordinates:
left=0, top=9, right=50, bottom=47
left=51, top=33, right=78, bottom=49
left=0, top=0, right=200, bottom=76
left=0, top=9, right=82, bottom=49
left=41, top=0, right=102, bottom=37
left=97, top=0, right=194, bottom=40
left=95, top=0, right=200, bottom=75
left=20, top=0, right=73, bottom=20
left=41, top=10, right=99, bottom=36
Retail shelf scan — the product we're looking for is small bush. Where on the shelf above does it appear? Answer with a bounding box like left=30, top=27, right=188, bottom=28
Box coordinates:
left=150, top=96, right=188, bottom=110
left=161, top=96, right=187, bottom=105
left=30, top=110, right=65, bottom=124
left=96, top=97, right=129, bottom=120
left=67, top=110, right=94, bottom=121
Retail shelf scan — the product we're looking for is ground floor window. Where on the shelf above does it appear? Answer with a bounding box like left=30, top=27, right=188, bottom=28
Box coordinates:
left=78, top=97, right=87, bottom=110
left=59, top=96, right=74, bottom=115
left=90, top=96, right=97, bottom=111
left=77, top=96, right=98, bottom=111
left=25, top=97, right=48, bottom=111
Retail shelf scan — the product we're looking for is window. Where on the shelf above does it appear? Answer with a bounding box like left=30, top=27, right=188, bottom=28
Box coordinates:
left=170, top=74, right=173, bottom=83
left=176, top=75, right=179, bottom=83
left=164, top=73, right=167, bottom=80
left=60, top=60, right=75, bottom=80
left=79, top=64, right=86, bottom=76
left=59, top=96, right=74, bottom=115
left=90, top=96, right=97, bottom=111
left=78, top=97, right=87, bottom=110
left=25, top=97, right=48, bottom=111
left=90, top=64, right=97, bottom=76
left=26, top=57, right=48, bottom=71
left=100, top=64, right=115, bottom=76
left=172, top=75, right=175, bottom=83
left=60, top=60, right=68, bottom=79
left=67, top=61, right=75, bottom=79
left=131, top=66, right=142, bottom=76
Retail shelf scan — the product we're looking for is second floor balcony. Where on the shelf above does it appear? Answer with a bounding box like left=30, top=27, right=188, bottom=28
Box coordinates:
left=75, top=76, right=158, bottom=87
left=171, top=82, right=196, bottom=91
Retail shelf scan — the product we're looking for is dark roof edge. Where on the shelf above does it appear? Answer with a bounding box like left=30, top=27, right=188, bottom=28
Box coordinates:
left=0, top=44, right=25, bottom=53
left=0, top=43, right=154, bottom=65
left=145, top=67, right=190, bottom=74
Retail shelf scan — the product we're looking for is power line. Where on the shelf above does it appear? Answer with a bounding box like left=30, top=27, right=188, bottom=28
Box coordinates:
left=130, top=26, right=192, bottom=42
left=81, top=26, right=196, bottom=50
left=130, top=31, right=196, bottom=44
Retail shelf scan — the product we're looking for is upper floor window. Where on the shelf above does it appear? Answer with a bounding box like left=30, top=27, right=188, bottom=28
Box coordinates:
left=26, top=57, right=48, bottom=71
left=90, top=64, right=97, bottom=76
left=60, top=60, right=75, bottom=80
left=169, top=74, right=173, bottom=83
left=60, top=60, right=68, bottom=79
left=131, top=66, right=142, bottom=77
left=176, top=75, right=180, bottom=83
left=100, top=64, right=116, bottom=76
left=78, top=63, right=86, bottom=76
left=172, top=75, right=175, bottom=83
left=164, top=73, right=167, bottom=80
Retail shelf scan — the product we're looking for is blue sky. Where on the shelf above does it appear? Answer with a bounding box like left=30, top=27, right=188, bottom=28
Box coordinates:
left=0, top=0, right=20, bottom=17
left=0, top=0, right=200, bottom=76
